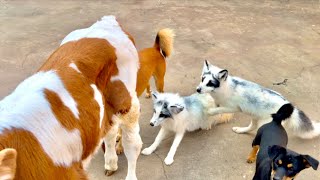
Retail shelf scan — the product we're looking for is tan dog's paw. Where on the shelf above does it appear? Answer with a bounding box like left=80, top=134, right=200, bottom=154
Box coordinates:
left=145, top=92, right=151, bottom=98
left=247, top=157, right=256, bottom=164
left=105, top=169, right=116, bottom=176
left=116, top=144, right=123, bottom=155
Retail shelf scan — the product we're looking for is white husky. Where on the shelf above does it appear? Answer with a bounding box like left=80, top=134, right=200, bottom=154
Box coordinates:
left=141, top=92, right=231, bottom=165
left=196, top=60, right=320, bottom=139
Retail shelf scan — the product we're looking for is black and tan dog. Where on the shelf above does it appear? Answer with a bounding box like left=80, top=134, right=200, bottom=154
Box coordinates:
left=247, top=103, right=319, bottom=180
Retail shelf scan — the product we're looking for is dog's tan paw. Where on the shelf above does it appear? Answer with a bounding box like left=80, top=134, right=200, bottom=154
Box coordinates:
left=116, top=146, right=123, bottom=155
left=105, top=169, right=116, bottom=176
left=247, top=157, right=256, bottom=164
left=145, top=93, right=151, bottom=98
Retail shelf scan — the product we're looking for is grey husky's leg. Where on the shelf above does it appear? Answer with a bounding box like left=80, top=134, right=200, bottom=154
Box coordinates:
left=164, top=132, right=184, bottom=165
left=141, top=128, right=168, bottom=155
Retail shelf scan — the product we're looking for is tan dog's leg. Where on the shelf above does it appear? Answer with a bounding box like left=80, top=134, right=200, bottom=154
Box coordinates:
left=247, top=145, right=259, bottom=163
left=119, top=96, right=142, bottom=180
left=116, top=128, right=123, bottom=155
left=154, top=64, right=165, bottom=93
left=145, top=84, right=151, bottom=98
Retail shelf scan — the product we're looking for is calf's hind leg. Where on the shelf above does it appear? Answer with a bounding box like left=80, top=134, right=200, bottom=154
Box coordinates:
left=120, top=97, right=142, bottom=180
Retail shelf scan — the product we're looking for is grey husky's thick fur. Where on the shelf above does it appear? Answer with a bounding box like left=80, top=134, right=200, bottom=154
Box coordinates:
left=196, top=60, right=320, bottom=139
left=141, top=92, right=231, bottom=165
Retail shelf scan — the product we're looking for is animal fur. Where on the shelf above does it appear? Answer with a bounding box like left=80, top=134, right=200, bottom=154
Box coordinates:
left=0, top=149, right=17, bottom=180
left=141, top=92, right=231, bottom=165
left=0, top=16, right=140, bottom=180
left=114, top=28, right=175, bottom=155
left=61, top=16, right=142, bottom=180
left=136, top=28, right=175, bottom=98
left=196, top=60, right=320, bottom=139
left=247, top=103, right=319, bottom=180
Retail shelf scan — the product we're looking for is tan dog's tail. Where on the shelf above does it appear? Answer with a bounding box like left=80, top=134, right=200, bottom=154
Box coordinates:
left=213, top=113, right=234, bottom=125
left=154, top=28, right=175, bottom=58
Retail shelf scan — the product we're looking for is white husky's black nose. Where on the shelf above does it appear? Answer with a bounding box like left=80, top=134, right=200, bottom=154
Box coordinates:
left=196, top=87, right=201, bottom=93
left=150, top=122, right=154, bottom=126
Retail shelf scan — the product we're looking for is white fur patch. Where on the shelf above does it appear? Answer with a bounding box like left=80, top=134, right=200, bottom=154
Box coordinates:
left=0, top=71, right=83, bottom=167
left=90, top=84, right=104, bottom=128
left=69, top=62, right=81, bottom=73
left=61, top=15, right=139, bottom=97
left=0, top=174, right=13, bottom=180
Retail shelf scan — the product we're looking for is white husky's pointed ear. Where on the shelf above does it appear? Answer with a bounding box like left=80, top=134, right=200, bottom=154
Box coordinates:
left=203, top=60, right=210, bottom=71
left=152, top=91, right=158, bottom=100
left=218, top=69, right=228, bottom=81
left=169, top=105, right=184, bottom=114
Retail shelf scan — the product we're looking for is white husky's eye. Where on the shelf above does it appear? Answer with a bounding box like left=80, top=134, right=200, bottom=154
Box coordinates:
left=202, top=76, right=205, bottom=82
left=153, top=109, right=156, bottom=114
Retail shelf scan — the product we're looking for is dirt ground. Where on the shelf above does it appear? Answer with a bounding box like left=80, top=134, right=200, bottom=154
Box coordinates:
left=0, top=0, right=320, bottom=179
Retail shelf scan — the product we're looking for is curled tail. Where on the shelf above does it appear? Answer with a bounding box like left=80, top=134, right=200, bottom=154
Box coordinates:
left=154, top=28, right=175, bottom=58
left=284, top=104, right=320, bottom=139
left=272, top=103, right=294, bottom=123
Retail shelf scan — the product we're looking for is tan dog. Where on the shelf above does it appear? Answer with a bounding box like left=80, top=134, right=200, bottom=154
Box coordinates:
left=101, top=28, right=175, bottom=155
left=136, top=28, right=174, bottom=98
left=116, top=28, right=175, bottom=154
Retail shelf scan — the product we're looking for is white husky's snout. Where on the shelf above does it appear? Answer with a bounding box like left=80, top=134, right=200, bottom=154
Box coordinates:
left=196, top=85, right=205, bottom=94
left=149, top=114, right=163, bottom=127
left=149, top=116, right=158, bottom=127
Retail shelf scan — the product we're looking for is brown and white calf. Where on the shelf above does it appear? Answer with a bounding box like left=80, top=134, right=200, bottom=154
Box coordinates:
left=0, top=16, right=142, bottom=180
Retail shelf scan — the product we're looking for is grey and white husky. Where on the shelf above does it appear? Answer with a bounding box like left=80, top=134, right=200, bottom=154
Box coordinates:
left=196, top=60, right=320, bottom=139
left=141, top=91, right=231, bottom=165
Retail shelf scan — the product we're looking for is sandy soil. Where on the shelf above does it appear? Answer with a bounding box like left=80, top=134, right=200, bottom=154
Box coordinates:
left=0, top=0, right=319, bottom=179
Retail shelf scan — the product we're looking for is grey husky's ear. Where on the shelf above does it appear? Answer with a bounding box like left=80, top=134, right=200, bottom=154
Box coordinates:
left=152, top=91, right=158, bottom=100
left=218, top=69, right=228, bottom=81
left=204, top=60, right=210, bottom=71
left=169, top=105, right=184, bottom=114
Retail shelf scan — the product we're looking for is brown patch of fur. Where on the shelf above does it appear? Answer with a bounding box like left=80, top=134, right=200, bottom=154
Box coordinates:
left=0, top=129, right=88, bottom=180
left=44, top=89, right=79, bottom=131
left=39, top=38, right=119, bottom=159
left=39, top=38, right=117, bottom=90
left=0, top=37, right=117, bottom=178
left=104, top=80, right=132, bottom=114
left=136, top=47, right=166, bottom=96
left=247, top=145, right=259, bottom=163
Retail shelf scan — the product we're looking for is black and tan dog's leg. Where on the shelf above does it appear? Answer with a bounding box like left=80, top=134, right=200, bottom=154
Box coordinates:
left=247, top=121, right=262, bottom=163
left=247, top=145, right=259, bottom=163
